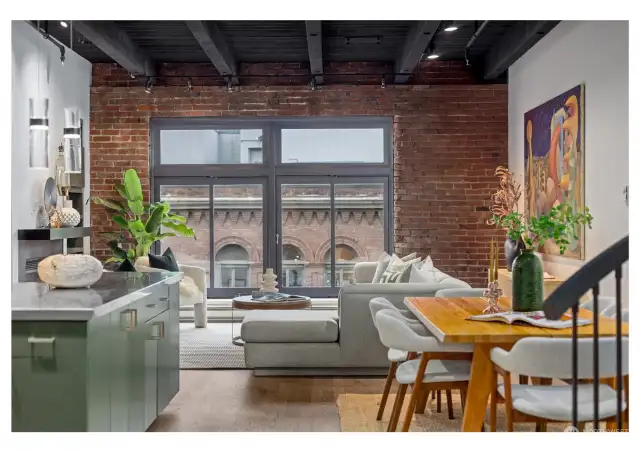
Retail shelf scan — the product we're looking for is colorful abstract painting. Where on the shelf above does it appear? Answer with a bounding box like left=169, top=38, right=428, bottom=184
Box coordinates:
left=524, top=84, right=585, bottom=259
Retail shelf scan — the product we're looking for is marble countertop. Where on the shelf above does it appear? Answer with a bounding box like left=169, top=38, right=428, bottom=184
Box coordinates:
left=12, top=272, right=182, bottom=321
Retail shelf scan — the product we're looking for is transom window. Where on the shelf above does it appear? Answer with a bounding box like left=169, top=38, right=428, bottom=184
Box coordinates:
left=152, top=117, right=392, bottom=298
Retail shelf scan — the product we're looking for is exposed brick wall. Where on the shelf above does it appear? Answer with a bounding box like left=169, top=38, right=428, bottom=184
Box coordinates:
left=90, top=61, right=507, bottom=287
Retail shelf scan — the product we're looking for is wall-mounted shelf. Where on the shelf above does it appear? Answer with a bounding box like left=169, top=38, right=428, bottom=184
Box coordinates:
left=18, top=227, right=92, bottom=241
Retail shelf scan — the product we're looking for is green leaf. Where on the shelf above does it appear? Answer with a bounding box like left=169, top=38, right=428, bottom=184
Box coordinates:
left=161, top=221, right=196, bottom=238
left=112, top=215, right=128, bottom=229
left=128, top=200, right=145, bottom=216
left=107, top=240, right=128, bottom=259
left=105, top=257, right=124, bottom=264
left=128, top=219, right=147, bottom=237
left=114, top=183, right=128, bottom=200
left=166, top=214, right=187, bottom=224
left=145, top=203, right=169, bottom=233
left=123, top=169, right=143, bottom=202
left=91, top=196, right=126, bottom=212
left=127, top=248, right=135, bottom=259
left=157, top=232, right=178, bottom=240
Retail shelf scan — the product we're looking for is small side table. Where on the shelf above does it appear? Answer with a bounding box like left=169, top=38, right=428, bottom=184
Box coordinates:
left=231, top=295, right=312, bottom=346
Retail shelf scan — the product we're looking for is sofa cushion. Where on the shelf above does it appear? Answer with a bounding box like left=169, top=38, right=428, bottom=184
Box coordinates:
left=380, top=254, right=421, bottom=283
left=241, top=310, right=339, bottom=343
left=371, top=251, right=392, bottom=283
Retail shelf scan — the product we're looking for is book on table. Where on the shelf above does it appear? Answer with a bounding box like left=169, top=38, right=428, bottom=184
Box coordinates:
left=467, top=311, right=593, bottom=329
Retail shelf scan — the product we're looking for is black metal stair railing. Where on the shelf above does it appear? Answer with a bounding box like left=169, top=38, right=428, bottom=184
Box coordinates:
left=544, top=235, right=628, bottom=431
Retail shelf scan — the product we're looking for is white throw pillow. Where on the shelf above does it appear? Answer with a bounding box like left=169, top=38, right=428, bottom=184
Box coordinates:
left=371, top=251, right=392, bottom=283
left=408, top=256, right=441, bottom=284
left=401, top=252, right=418, bottom=262
left=380, top=254, right=421, bottom=283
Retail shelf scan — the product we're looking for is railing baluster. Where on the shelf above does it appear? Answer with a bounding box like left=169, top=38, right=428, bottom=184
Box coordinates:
left=615, top=266, right=623, bottom=431
left=572, top=302, right=578, bottom=429
left=592, top=285, right=599, bottom=428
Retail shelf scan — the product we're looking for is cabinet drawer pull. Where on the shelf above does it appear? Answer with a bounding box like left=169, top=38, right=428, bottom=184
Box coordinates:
left=121, top=309, right=138, bottom=331
left=159, top=297, right=169, bottom=301
left=151, top=322, right=165, bottom=340
left=27, top=336, right=56, bottom=344
left=146, top=303, right=158, bottom=308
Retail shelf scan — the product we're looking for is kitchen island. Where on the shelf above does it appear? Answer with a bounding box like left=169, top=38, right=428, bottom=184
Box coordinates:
left=12, top=271, right=182, bottom=432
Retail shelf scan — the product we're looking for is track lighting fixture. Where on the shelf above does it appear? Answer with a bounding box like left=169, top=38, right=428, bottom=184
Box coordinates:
left=226, top=76, right=234, bottom=92
left=381, top=77, right=386, bottom=88
left=144, top=77, right=154, bottom=94
left=129, top=73, right=136, bottom=79
left=426, top=53, right=439, bottom=60
left=187, top=78, right=193, bottom=92
left=309, top=76, right=317, bottom=91
left=60, top=47, right=66, bottom=65
left=60, top=21, right=68, bottom=28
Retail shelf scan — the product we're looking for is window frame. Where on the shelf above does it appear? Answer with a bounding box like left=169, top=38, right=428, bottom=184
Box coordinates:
left=150, top=116, right=393, bottom=299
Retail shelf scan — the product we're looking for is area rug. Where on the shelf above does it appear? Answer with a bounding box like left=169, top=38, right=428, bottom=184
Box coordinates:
left=180, top=323, right=246, bottom=369
left=336, top=392, right=570, bottom=432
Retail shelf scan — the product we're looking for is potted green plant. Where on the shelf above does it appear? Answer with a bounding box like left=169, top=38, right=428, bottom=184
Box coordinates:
left=494, top=203, right=593, bottom=311
left=90, top=169, right=195, bottom=265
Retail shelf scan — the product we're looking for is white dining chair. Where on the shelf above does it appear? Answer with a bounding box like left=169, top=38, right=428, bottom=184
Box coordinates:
left=580, top=296, right=616, bottom=315
left=375, top=309, right=474, bottom=432
left=369, top=298, right=427, bottom=423
left=489, top=337, right=629, bottom=431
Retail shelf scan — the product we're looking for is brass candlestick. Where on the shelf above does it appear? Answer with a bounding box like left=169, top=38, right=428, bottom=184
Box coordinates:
left=484, top=238, right=504, bottom=314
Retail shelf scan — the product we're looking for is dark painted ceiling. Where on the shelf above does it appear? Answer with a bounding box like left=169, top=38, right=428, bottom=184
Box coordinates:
left=27, top=20, right=559, bottom=82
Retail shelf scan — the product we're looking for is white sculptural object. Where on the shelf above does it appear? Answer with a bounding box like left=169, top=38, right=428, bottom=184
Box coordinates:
left=260, top=268, right=279, bottom=293
left=37, top=254, right=103, bottom=288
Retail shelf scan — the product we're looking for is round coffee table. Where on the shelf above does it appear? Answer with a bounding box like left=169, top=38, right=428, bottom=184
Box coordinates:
left=231, top=295, right=312, bottom=346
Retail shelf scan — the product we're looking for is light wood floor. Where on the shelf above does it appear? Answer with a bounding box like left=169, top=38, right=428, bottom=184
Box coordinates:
left=148, top=370, right=390, bottom=432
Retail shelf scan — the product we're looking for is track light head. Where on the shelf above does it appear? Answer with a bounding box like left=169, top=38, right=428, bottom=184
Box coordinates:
left=129, top=73, right=136, bottom=79
left=187, top=78, right=193, bottom=91
left=309, top=76, right=317, bottom=91
left=60, top=47, right=66, bottom=65
left=60, top=21, right=68, bottom=28
left=144, top=77, right=154, bottom=94
left=226, top=76, right=234, bottom=92
left=381, top=77, right=387, bottom=88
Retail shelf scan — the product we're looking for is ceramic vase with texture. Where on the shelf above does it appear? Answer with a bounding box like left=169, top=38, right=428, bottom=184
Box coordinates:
left=511, top=249, right=543, bottom=312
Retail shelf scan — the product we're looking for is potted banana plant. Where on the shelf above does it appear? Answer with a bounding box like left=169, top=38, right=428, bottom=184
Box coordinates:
left=90, top=169, right=195, bottom=265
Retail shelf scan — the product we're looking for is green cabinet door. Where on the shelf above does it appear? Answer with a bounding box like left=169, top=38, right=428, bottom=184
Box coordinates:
left=109, top=305, right=137, bottom=432
left=157, top=284, right=180, bottom=413
left=143, top=318, right=159, bottom=430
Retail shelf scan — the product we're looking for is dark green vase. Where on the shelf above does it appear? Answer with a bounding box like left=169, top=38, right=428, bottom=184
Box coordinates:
left=511, top=249, right=543, bottom=312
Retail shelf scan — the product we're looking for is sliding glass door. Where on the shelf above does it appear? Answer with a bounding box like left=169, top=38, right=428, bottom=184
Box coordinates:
left=151, top=117, right=392, bottom=300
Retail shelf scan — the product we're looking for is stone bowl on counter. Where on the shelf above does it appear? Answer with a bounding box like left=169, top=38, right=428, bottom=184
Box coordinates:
left=37, top=254, right=103, bottom=288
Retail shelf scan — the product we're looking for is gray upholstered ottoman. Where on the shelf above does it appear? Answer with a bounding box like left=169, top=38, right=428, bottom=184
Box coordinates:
left=241, top=310, right=342, bottom=371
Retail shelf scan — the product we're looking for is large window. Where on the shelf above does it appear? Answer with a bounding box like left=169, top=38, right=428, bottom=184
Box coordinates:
left=152, top=117, right=392, bottom=298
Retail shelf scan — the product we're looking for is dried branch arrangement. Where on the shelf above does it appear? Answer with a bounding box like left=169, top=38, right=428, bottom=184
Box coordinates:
left=487, top=166, right=522, bottom=226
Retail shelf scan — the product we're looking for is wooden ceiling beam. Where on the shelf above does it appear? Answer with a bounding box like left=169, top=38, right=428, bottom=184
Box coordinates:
left=305, top=21, right=324, bottom=85
left=73, top=21, right=156, bottom=76
left=185, top=21, right=238, bottom=84
left=394, top=21, right=441, bottom=83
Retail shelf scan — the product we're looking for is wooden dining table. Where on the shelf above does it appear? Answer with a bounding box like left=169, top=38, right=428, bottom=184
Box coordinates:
left=404, top=296, right=629, bottom=432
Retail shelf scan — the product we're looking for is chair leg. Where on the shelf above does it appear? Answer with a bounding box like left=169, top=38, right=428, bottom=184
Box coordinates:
left=490, top=371, right=497, bottom=432
left=446, top=389, right=454, bottom=420
left=401, top=355, right=430, bottom=432
left=387, top=384, right=408, bottom=432
left=503, top=372, right=514, bottom=432
left=460, top=385, right=467, bottom=412
left=432, top=391, right=436, bottom=400
left=415, top=389, right=429, bottom=414
left=377, top=362, right=397, bottom=421
left=436, top=390, right=442, bottom=413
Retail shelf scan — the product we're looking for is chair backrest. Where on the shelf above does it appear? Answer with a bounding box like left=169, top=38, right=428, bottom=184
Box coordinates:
left=375, top=309, right=448, bottom=352
left=496, top=337, right=629, bottom=380
left=580, top=296, right=616, bottom=314
left=601, top=306, right=629, bottom=322
left=435, top=288, right=486, bottom=298
left=369, top=297, right=397, bottom=328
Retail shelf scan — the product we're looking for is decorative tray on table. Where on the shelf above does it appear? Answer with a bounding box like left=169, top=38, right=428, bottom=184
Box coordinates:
left=250, top=292, right=310, bottom=302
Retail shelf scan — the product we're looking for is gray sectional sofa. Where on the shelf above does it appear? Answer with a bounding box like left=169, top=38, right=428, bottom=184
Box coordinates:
left=241, top=261, right=470, bottom=376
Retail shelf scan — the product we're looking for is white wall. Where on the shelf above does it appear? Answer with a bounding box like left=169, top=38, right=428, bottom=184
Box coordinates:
left=508, top=20, right=629, bottom=302
left=11, top=21, right=92, bottom=281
